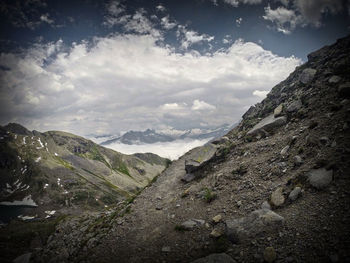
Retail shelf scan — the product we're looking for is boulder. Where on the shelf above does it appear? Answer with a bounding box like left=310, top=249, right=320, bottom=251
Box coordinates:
left=338, top=82, right=350, bottom=98
left=307, top=168, right=333, bottom=189
left=247, top=114, right=287, bottom=136
left=286, top=100, right=302, bottom=113
left=225, top=209, right=284, bottom=243
left=211, top=136, right=230, bottom=145
left=299, top=68, right=316, bottom=84
left=184, top=144, right=217, bottom=174
left=191, top=253, right=236, bottom=263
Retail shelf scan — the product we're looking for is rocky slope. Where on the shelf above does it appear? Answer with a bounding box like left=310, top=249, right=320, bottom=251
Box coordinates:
left=6, top=35, right=350, bottom=262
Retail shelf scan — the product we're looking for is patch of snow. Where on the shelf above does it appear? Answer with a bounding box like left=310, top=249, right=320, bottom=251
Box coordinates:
left=14, top=134, right=17, bottom=139
left=6, top=183, right=11, bottom=189
left=18, top=156, right=21, bottom=161
left=45, top=210, right=56, bottom=218
left=23, top=136, right=27, bottom=145
left=18, top=215, right=36, bottom=221
left=63, top=190, right=69, bottom=194
left=22, top=168, right=27, bottom=174
left=54, top=152, right=58, bottom=156
left=43, top=183, right=49, bottom=189
left=0, top=195, right=38, bottom=207
left=35, top=157, right=41, bottom=163
left=21, top=185, right=30, bottom=191
left=0, top=136, right=4, bottom=140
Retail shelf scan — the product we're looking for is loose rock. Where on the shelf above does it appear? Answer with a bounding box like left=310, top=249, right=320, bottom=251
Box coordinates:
left=212, top=214, right=222, bottom=224
left=288, top=187, right=302, bottom=201
left=270, top=187, right=285, bottom=207
left=299, top=68, right=316, bottom=84
left=307, top=168, right=333, bottom=189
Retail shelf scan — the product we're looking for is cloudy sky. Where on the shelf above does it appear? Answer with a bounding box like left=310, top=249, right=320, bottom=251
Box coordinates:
left=0, top=0, right=349, bottom=136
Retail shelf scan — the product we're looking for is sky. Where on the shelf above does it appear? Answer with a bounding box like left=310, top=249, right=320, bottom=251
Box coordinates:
left=0, top=0, right=349, bottom=136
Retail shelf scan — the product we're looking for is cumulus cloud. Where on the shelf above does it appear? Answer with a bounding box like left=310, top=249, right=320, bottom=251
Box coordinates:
left=0, top=34, right=301, bottom=136
left=264, top=0, right=345, bottom=34
left=160, top=16, right=177, bottom=30
left=191, top=100, right=216, bottom=111
left=177, top=25, right=214, bottom=49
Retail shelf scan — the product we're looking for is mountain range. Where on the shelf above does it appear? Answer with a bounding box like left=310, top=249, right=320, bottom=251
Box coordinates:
left=99, top=124, right=234, bottom=145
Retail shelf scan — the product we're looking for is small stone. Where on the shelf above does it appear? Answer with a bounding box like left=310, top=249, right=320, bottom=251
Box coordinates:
left=280, top=145, right=290, bottom=156
left=263, top=247, right=276, bottom=263
left=328, top=75, right=341, bottom=83
left=237, top=201, right=242, bottom=207
left=212, top=214, right=222, bottom=224
left=271, top=187, right=285, bottom=207
left=294, top=155, right=303, bottom=166
left=181, top=219, right=205, bottom=230
left=161, top=246, right=171, bottom=252
left=288, top=187, right=302, bottom=201
left=210, top=229, right=222, bottom=238
left=261, top=201, right=271, bottom=210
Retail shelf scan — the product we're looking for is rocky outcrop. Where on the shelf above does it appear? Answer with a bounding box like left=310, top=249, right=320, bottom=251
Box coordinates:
left=247, top=114, right=286, bottom=136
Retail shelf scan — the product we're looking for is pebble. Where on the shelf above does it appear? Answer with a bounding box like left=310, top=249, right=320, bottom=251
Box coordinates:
left=210, top=229, right=222, bottom=238
left=271, top=187, right=285, bottom=207
left=212, top=214, right=222, bottom=224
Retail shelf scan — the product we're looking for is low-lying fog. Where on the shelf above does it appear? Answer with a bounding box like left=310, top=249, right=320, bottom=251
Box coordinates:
left=103, top=138, right=213, bottom=160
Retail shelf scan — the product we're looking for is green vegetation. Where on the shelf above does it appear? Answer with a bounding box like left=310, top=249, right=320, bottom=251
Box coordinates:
left=112, top=155, right=131, bottom=177
left=165, top=158, right=172, bottom=168
left=56, top=156, right=74, bottom=170
left=203, top=187, right=217, bottom=203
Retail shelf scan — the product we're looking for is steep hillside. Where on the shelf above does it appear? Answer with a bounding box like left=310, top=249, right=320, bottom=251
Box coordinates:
left=6, top=36, right=350, bottom=263
left=0, top=123, right=168, bottom=220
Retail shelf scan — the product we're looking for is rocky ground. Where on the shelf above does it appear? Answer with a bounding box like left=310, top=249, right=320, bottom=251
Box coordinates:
left=16, top=36, right=350, bottom=262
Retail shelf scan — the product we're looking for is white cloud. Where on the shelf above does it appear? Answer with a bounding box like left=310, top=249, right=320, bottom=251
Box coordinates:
left=0, top=35, right=301, bottom=136
left=156, top=4, right=166, bottom=12
left=253, top=90, right=269, bottom=99
left=223, top=0, right=262, bottom=7
left=40, top=13, right=54, bottom=25
left=177, top=26, right=214, bottom=49
left=161, top=16, right=177, bottom=30
left=236, top=17, right=243, bottom=27
left=191, top=100, right=216, bottom=111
